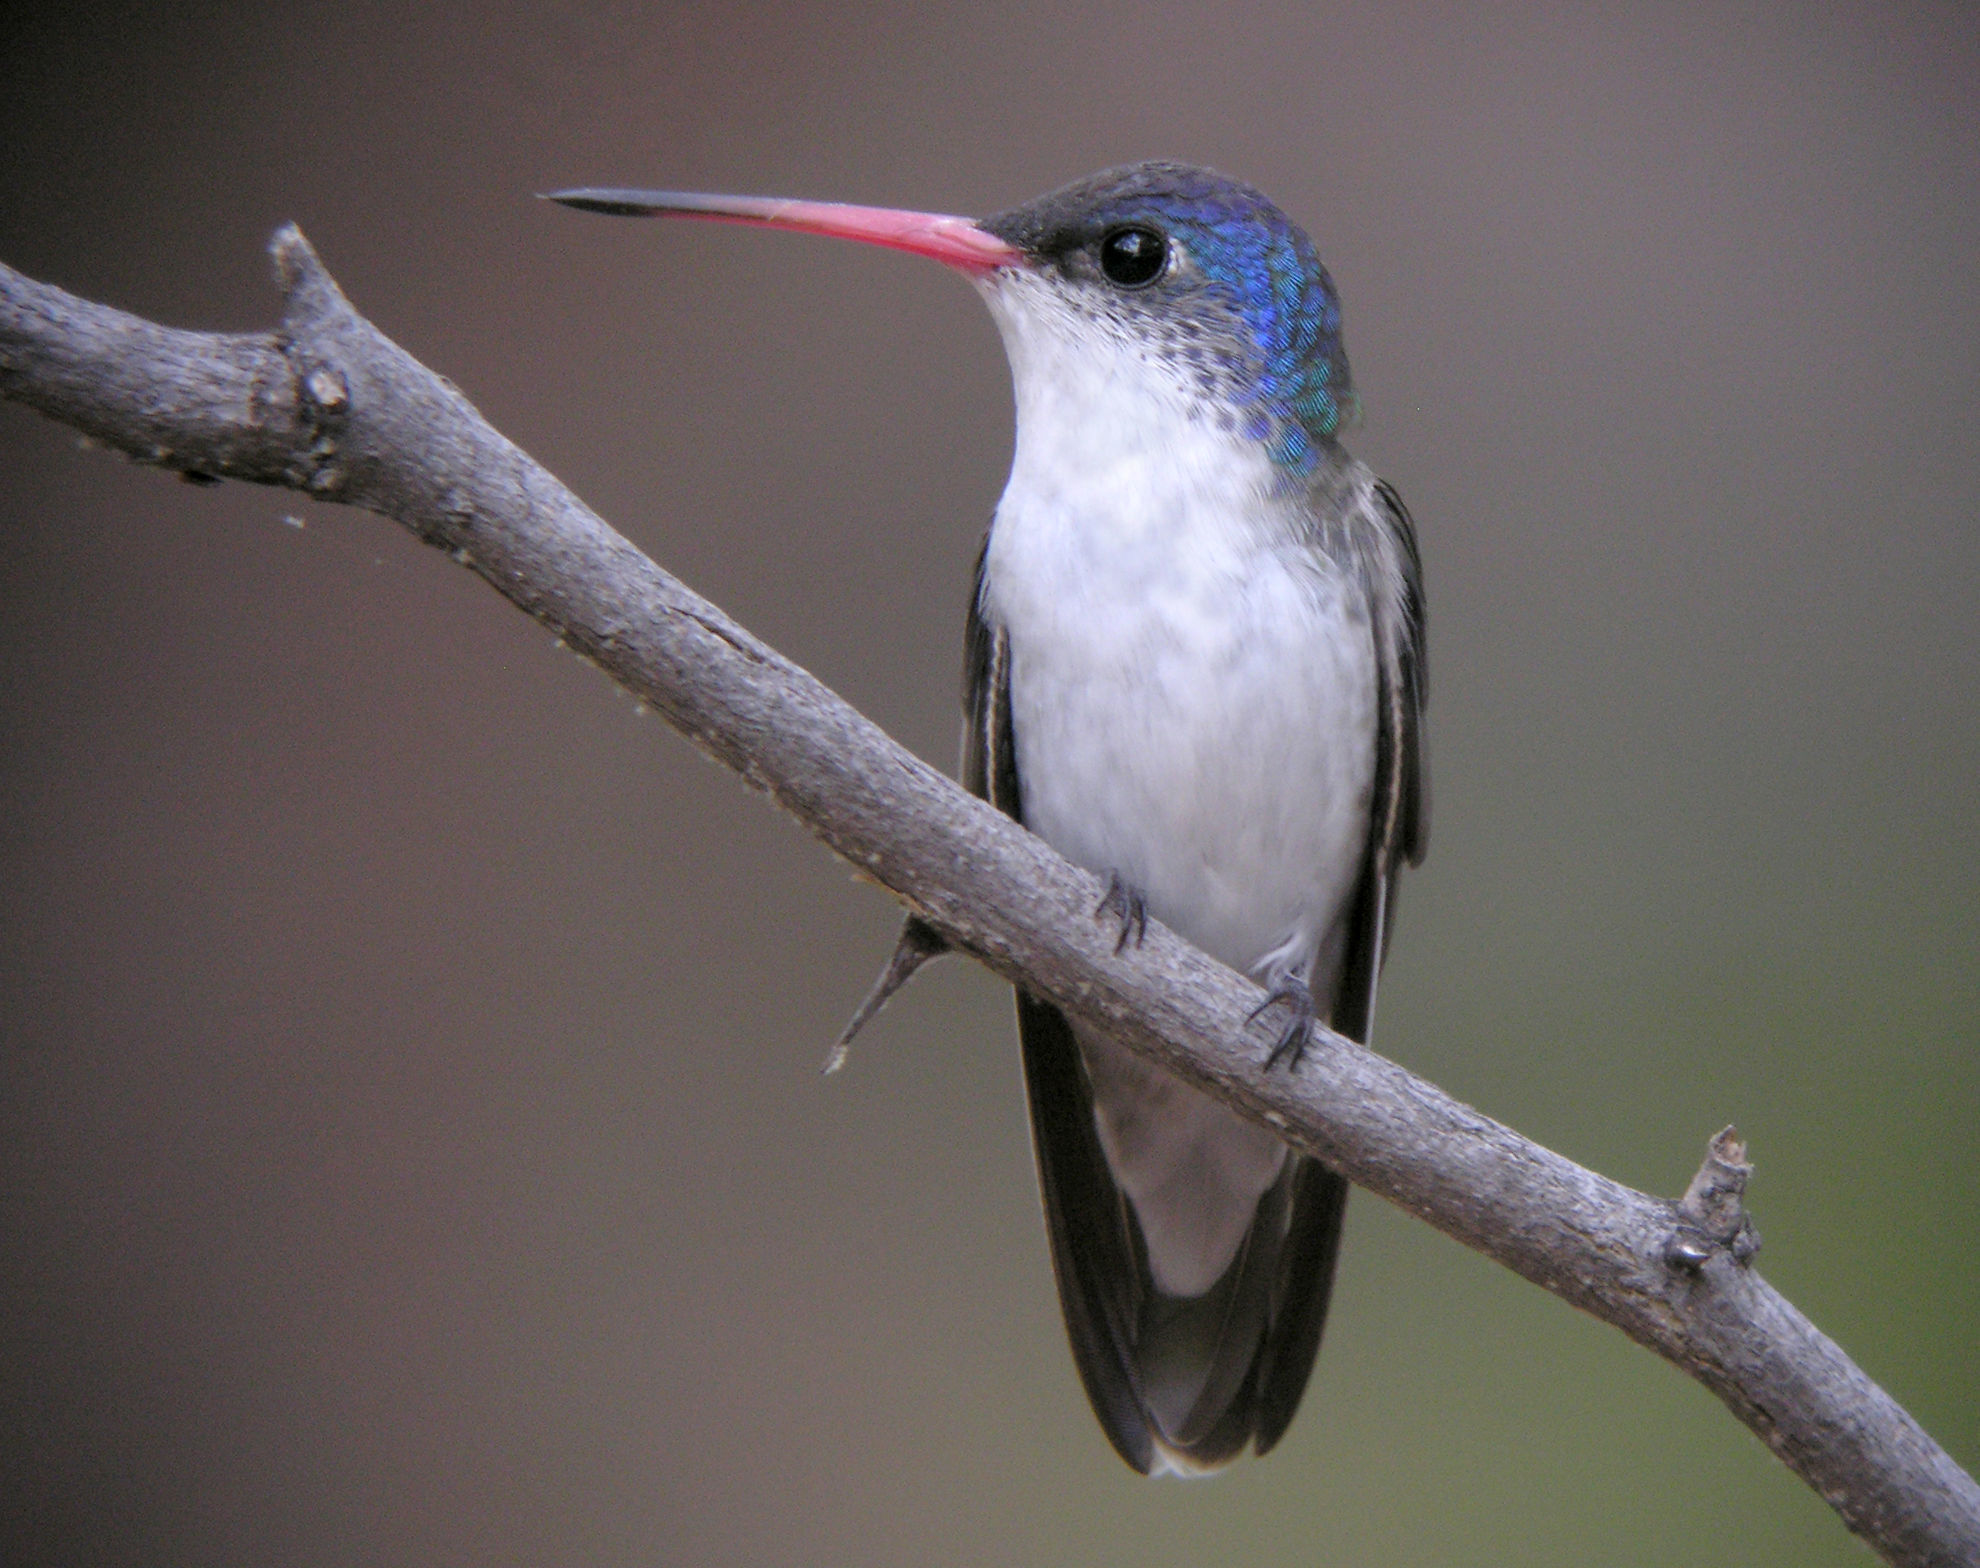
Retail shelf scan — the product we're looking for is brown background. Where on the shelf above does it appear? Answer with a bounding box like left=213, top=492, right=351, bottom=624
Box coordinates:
left=2, top=3, right=1975, bottom=1564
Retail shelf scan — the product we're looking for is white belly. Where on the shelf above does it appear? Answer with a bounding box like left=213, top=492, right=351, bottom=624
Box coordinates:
left=984, top=495, right=1376, bottom=987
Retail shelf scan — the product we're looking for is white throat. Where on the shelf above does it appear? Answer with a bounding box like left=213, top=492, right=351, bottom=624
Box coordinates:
left=975, top=270, right=1283, bottom=542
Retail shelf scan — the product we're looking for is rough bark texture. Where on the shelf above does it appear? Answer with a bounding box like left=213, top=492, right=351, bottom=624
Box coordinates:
left=4, top=231, right=1976, bottom=1568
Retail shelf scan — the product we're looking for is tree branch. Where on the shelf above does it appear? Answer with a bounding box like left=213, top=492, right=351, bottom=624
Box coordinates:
left=3, top=230, right=1974, bottom=1568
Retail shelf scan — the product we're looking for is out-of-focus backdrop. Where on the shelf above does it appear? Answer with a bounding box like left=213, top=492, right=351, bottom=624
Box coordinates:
left=3, top=5, right=1974, bottom=1565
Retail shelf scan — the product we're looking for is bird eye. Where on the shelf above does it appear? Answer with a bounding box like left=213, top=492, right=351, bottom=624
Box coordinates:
left=1098, top=226, right=1166, bottom=288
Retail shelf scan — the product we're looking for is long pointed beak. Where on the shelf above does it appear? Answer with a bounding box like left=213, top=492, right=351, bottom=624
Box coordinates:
left=543, top=187, right=1021, bottom=274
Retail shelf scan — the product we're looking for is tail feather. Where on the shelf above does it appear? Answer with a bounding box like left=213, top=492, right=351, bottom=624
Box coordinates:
left=1254, top=1160, right=1350, bottom=1453
left=1017, top=992, right=1154, bottom=1472
left=1017, top=991, right=1347, bottom=1473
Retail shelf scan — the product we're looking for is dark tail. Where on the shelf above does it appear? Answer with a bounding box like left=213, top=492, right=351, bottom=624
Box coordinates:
left=1016, top=991, right=1348, bottom=1474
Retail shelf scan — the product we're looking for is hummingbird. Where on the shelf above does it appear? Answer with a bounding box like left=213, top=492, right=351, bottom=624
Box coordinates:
left=549, top=163, right=1427, bottom=1476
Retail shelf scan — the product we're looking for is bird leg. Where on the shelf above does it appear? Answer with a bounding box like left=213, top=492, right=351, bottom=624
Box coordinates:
left=1094, top=872, right=1149, bottom=954
left=1250, top=973, right=1318, bottom=1071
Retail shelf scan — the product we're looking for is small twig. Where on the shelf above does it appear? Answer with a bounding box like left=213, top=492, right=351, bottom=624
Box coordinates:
left=1667, top=1125, right=1763, bottom=1271
left=823, top=913, right=948, bottom=1074
left=2, top=233, right=1975, bottom=1568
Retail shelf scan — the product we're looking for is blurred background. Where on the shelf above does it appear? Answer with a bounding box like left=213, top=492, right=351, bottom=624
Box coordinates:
left=2, top=3, right=1975, bottom=1564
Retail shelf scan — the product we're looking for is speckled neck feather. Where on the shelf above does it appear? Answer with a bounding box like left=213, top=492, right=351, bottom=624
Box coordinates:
left=981, top=160, right=1355, bottom=474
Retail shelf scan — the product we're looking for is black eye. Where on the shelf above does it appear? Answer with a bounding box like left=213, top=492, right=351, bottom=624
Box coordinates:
left=1099, top=226, right=1166, bottom=288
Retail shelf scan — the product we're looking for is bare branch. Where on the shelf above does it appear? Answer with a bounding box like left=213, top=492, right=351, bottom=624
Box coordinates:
left=3, top=232, right=1975, bottom=1568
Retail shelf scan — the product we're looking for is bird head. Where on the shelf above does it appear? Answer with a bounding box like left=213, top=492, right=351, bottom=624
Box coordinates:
left=548, top=160, right=1354, bottom=477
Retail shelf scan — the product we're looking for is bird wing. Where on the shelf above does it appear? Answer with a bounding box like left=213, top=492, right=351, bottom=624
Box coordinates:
left=1253, top=477, right=1428, bottom=1450
left=962, top=535, right=1155, bottom=1470
left=1381, top=478, right=1430, bottom=874
left=1327, top=477, right=1429, bottom=1045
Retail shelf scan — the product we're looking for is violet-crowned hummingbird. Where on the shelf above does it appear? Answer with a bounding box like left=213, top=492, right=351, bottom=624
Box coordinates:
left=549, top=163, right=1427, bottom=1476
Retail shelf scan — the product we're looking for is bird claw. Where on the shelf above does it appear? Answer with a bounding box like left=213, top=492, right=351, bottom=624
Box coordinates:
left=1094, top=873, right=1149, bottom=955
left=1249, top=975, right=1318, bottom=1071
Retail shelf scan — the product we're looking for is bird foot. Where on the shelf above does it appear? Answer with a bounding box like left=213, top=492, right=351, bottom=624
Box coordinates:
left=823, top=914, right=949, bottom=1074
left=1249, top=975, right=1318, bottom=1071
left=1093, top=873, right=1149, bottom=954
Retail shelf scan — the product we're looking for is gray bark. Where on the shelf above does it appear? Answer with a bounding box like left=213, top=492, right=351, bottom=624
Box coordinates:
left=3, top=228, right=1976, bottom=1568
